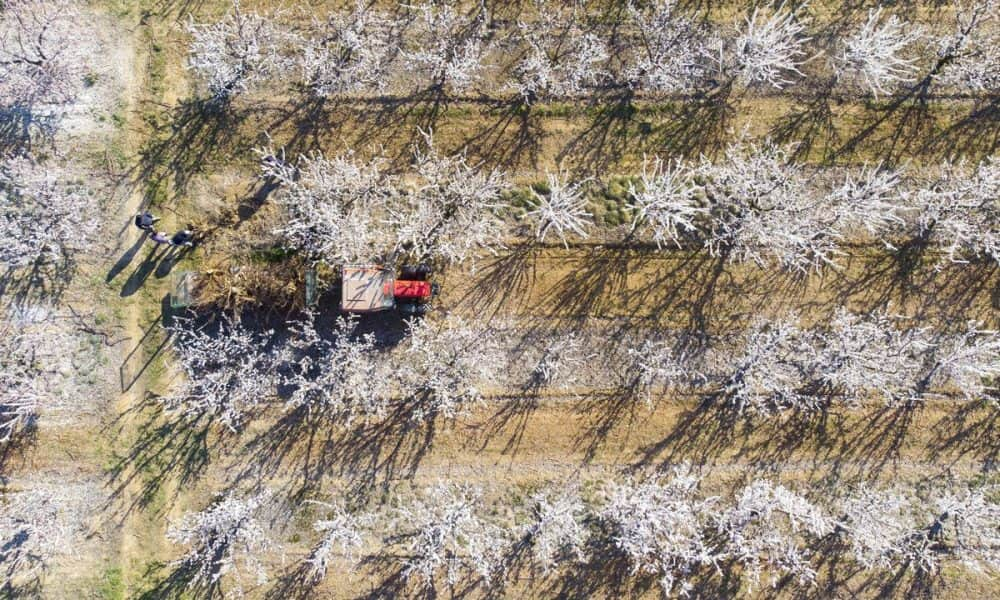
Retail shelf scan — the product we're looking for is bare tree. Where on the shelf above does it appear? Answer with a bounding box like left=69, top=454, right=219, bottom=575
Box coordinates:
left=508, top=6, right=608, bottom=101
left=162, top=314, right=277, bottom=432
left=835, top=8, right=922, bottom=97
left=531, top=333, right=593, bottom=392
left=521, top=483, right=588, bottom=572
left=0, top=156, right=97, bottom=269
left=0, top=305, right=81, bottom=443
left=303, top=501, right=372, bottom=583
left=929, top=322, right=1000, bottom=402
left=391, top=482, right=508, bottom=589
left=627, top=157, right=707, bottom=249
left=838, top=486, right=937, bottom=573
left=601, top=465, right=721, bottom=596
left=719, top=480, right=833, bottom=589
left=829, top=163, right=909, bottom=246
left=167, top=490, right=282, bottom=597
left=396, top=316, right=506, bottom=421
left=730, top=2, right=812, bottom=89
left=281, top=312, right=392, bottom=424
left=935, top=1, right=999, bottom=93
left=720, top=317, right=815, bottom=413
left=260, top=146, right=397, bottom=263
left=626, top=339, right=702, bottom=405
left=391, top=131, right=508, bottom=264
left=186, top=0, right=287, bottom=102
left=811, top=309, right=932, bottom=406
left=402, top=3, right=490, bottom=93
left=296, top=1, right=401, bottom=97
left=0, top=480, right=96, bottom=589
left=701, top=140, right=841, bottom=273
left=522, top=170, right=592, bottom=247
left=0, top=0, right=84, bottom=128
left=625, top=0, right=710, bottom=93
left=915, top=159, right=1000, bottom=265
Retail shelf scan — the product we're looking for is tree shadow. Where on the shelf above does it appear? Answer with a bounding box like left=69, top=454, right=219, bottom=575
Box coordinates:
left=134, top=97, right=253, bottom=200
left=460, top=99, right=545, bottom=170
left=0, top=107, right=57, bottom=156
left=648, top=86, right=735, bottom=161
left=119, top=304, right=174, bottom=394
left=231, top=400, right=438, bottom=505
left=457, top=241, right=539, bottom=318
left=104, top=397, right=214, bottom=523
left=0, top=423, right=37, bottom=477
left=0, top=257, right=75, bottom=307
left=924, top=96, right=1000, bottom=163
left=135, top=560, right=222, bottom=600
left=556, top=89, right=638, bottom=175
left=928, top=400, right=1000, bottom=472
left=631, top=393, right=925, bottom=489
left=768, top=77, right=838, bottom=163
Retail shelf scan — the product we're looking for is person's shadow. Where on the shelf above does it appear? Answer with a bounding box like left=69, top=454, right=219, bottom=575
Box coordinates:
left=154, top=246, right=193, bottom=279
left=106, top=232, right=149, bottom=283
left=120, top=244, right=170, bottom=297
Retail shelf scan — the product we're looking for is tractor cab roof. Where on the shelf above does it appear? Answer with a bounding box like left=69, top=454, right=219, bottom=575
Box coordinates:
left=341, top=264, right=395, bottom=313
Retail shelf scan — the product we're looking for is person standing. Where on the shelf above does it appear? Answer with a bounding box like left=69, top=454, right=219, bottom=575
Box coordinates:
left=133, top=211, right=159, bottom=231
left=170, top=230, right=195, bottom=247
left=150, top=231, right=171, bottom=245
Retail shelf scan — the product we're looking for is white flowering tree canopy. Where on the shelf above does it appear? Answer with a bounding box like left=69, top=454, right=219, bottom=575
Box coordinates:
left=0, top=305, right=81, bottom=443
left=531, top=332, right=593, bottom=392
left=627, top=157, right=707, bottom=249
left=166, top=490, right=281, bottom=597
left=162, top=314, right=277, bottom=432
left=601, top=465, right=721, bottom=596
left=391, top=131, right=509, bottom=264
left=0, top=0, right=84, bottom=113
left=935, top=1, right=999, bottom=93
left=296, top=0, right=401, bottom=97
left=625, top=0, right=710, bottom=93
left=701, top=140, right=841, bottom=273
left=626, top=338, right=702, bottom=405
left=928, top=322, right=1000, bottom=402
left=730, top=3, right=812, bottom=89
left=522, top=170, right=592, bottom=247
left=261, top=146, right=397, bottom=263
left=280, top=312, right=392, bottom=424
left=303, top=501, right=372, bottom=583
left=837, top=486, right=937, bottom=572
left=508, top=6, right=608, bottom=101
left=914, top=159, right=1000, bottom=266
left=836, top=9, right=922, bottom=97
left=395, top=315, right=506, bottom=421
left=521, top=483, right=588, bottom=572
left=718, top=480, right=833, bottom=589
left=0, top=480, right=97, bottom=589
left=828, top=163, right=909, bottom=244
left=186, top=0, right=287, bottom=101
left=720, top=317, right=815, bottom=412
left=811, top=309, right=932, bottom=406
left=401, top=3, right=490, bottom=93
left=391, top=482, right=508, bottom=589
left=0, top=157, right=97, bottom=269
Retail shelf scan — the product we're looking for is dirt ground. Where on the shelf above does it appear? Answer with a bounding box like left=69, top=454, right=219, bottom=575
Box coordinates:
left=8, top=0, right=999, bottom=598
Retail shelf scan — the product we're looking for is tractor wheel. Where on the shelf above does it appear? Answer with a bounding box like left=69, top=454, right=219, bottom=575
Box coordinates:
left=398, top=302, right=430, bottom=317
left=401, top=264, right=432, bottom=280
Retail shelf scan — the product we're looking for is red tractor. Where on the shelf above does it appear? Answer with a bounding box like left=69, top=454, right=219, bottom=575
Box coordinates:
left=340, top=264, right=438, bottom=316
